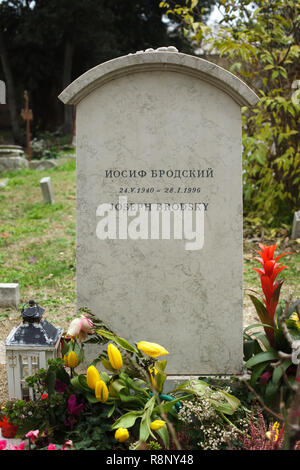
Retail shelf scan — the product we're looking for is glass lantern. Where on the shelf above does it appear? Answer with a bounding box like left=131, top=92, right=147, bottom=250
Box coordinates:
left=5, top=300, right=63, bottom=400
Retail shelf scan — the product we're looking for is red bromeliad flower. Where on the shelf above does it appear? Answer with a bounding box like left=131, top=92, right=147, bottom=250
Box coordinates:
left=254, top=243, right=290, bottom=320
left=252, top=243, right=290, bottom=346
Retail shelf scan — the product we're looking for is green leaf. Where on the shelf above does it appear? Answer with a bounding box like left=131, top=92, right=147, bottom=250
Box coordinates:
left=156, top=424, right=170, bottom=448
left=152, top=395, right=191, bottom=415
left=175, top=379, right=209, bottom=396
left=243, top=338, right=263, bottom=361
left=211, top=400, right=235, bottom=416
left=70, top=374, right=90, bottom=393
left=244, top=349, right=278, bottom=368
left=139, top=396, right=156, bottom=441
left=250, top=361, right=269, bottom=386
left=96, top=329, right=138, bottom=354
left=111, top=410, right=144, bottom=430
left=219, top=391, right=240, bottom=414
left=265, top=380, right=280, bottom=405
left=243, top=323, right=276, bottom=334
left=107, top=402, right=116, bottom=418
left=85, top=393, right=99, bottom=404
left=101, top=357, right=115, bottom=372
left=248, top=295, right=273, bottom=328
left=272, top=360, right=292, bottom=385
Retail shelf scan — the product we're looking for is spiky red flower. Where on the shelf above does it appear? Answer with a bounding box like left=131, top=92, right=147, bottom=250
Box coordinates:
left=252, top=243, right=290, bottom=346
left=254, top=243, right=290, bottom=320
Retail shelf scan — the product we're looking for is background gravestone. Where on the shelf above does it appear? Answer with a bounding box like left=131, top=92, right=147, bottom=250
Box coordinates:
left=0, top=80, right=5, bottom=105
left=59, top=48, right=258, bottom=375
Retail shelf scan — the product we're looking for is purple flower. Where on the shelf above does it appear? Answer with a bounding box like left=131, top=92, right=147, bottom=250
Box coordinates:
left=54, top=379, right=68, bottom=394
left=67, top=394, right=84, bottom=416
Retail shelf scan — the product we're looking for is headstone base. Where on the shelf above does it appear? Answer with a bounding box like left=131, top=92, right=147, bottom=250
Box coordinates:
left=0, top=283, right=20, bottom=307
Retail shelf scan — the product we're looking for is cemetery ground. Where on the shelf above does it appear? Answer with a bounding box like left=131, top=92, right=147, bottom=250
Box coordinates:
left=0, top=156, right=299, bottom=449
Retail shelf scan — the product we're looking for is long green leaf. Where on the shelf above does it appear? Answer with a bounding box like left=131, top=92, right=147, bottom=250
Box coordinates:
left=156, top=425, right=170, bottom=448
left=96, top=329, right=138, bottom=354
left=272, top=360, right=292, bottom=385
left=248, top=295, right=273, bottom=327
left=250, top=361, right=269, bottom=386
left=111, top=410, right=144, bottom=429
left=244, top=323, right=276, bottom=334
left=244, top=349, right=278, bottom=368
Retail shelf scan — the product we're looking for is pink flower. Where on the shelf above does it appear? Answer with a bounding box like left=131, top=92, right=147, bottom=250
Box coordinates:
left=48, top=443, right=56, bottom=450
left=9, top=442, right=25, bottom=450
left=62, top=440, right=73, bottom=450
left=41, top=393, right=48, bottom=400
left=25, top=429, right=39, bottom=443
left=260, top=370, right=273, bottom=385
left=0, top=440, right=7, bottom=450
left=67, top=315, right=94, bottom=342
left=54, top=379, right=68, bottom=394
left=67, top=394, right=84, bottom=416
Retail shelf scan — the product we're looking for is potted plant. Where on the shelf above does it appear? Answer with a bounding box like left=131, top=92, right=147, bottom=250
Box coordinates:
left=0, top=415, right=18, bottom=438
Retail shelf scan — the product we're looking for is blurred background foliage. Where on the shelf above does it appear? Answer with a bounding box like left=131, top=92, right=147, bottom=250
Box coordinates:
left=161, top=0, right=300, bottom=227
left=1, top=0, right=299, bottom=228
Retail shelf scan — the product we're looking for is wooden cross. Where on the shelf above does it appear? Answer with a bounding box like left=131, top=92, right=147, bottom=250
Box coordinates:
left=21, top=90, right=33, bottom=161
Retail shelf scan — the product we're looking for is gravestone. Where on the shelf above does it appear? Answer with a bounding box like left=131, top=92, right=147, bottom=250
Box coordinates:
left=59, top=48, right=259, bottom=375
left=40, top=176, right=55, bottom=204
left=0, top=145, right=28, bottom=173
left=291, top=211, right=300, bottom=240
left=0, top=80, right=5, bottom=104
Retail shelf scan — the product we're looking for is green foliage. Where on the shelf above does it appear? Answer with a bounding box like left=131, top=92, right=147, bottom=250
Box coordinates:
left=66, top=405, right=116, bottom=450
left=162, top=0, right=300, bottom=225
left=243, top=300, right=300, bottom=406
left=174, top=379, right=251, bottom=450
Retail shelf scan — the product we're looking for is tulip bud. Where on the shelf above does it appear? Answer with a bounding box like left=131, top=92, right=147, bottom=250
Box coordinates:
left=107, top=343, right=123, bottom=370
left=115, top=427, right=129, bottom=443
left=67, top=315, right=94, bottom=342
left=150, top=420, right=166, bottom=431
left=67, top=351, right=79, bottom=368
left=95, top=380, right=109, bottom=403
left=86, top=365, right=101, bottom=389
left=148, top=366, right=158, bottom=390
left=137, top=341, right=169, bottom=358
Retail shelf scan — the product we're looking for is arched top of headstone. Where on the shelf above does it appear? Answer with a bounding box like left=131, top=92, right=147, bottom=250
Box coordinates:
left=58, top=47, right=259, bottom=107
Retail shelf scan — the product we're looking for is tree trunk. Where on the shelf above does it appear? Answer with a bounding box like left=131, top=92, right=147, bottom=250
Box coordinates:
left=62, top=39, right=74, bottom=135
left=0, top=30, right=22, bottom=144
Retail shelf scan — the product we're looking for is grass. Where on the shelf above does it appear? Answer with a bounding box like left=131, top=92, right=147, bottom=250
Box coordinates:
left=0, top=157, right=299, bottom=330
left=0, top=158, right=76, bottom=327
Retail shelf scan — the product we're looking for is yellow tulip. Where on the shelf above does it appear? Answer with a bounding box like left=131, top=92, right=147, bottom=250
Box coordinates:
left=150, top=420, right=166, bottom=431
left=95, top=380, right=109, bottom=403
left=290, top=313, right=300, bottom=331
left=107, top=343, right=123, bottom=370
left=137, top=341, right=169, bottom=358
left=115, top=427, right=129, bottom=443
left=67, top=351, right=79, bottom=368
left=86, top=365, right=101, bottom=389
left=63, top=355, right=69, bottom=367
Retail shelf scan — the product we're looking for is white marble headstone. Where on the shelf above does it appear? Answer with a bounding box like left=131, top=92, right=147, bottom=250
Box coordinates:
left=59, top=49, right=258, bottom=374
